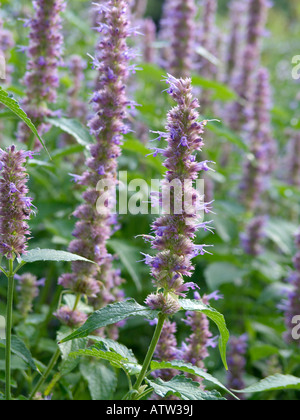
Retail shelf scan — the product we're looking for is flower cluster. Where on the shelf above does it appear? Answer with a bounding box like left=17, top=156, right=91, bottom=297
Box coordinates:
left=0, top=146, right=35, bottom=259
left=0, top=19, right=15, bottom=84
left=286, top=131, right=300, bottom=187
left=228, top=0, right=270, bottom=131
left=54, top=306, right=88, bottom=329
left=18, top=0, right=66, bottom=148
left=164, top=0, right=196, bottom=78
left=15, top=273, right=45, bottom=317
left=58, top=0, right=133, bottom=338
left=226, top=334, right=248, bottom=399
left=282, top=231, right=300, bottom=346
left=181, top=292, right=220, bottom=382
left=240, top=215, right=267, bottom=256
left=67, top=55, right=87, bottom=121
left=144, top=75, right=215, bottom=315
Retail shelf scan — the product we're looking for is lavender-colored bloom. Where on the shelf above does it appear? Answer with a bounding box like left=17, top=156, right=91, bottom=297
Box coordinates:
left=53, top=306, right=88, bottom=328
left=286, top=131, right=300, bottom=187
left=58, top=0, right=132, bottom=339
left=227, top=334, right=248, bottom=400
left=0, top=19, right=15, bottom=84
left=67, top=55, right=87, bottom=121
left=240, top=68, right=276, bottom=211
left=143, top=75, right=215, bottom=314
left=15, top=273, right=45, bottom=317
left=181, top=292, right=219, bottom=383
left=142, top=18, right=156, bottom=64
left=162, top=0, right=196, bottom=78
left=228, top=0, right=270, bottom=131
left=0, top=146, right=35, bottom=259
left=131, top=0, right=148, bottom=20
left=283, top=231, right=300, bottom=346
left=18, top=0, right=66, bottom=149
left=241, top=215, right=267, bottom=256
left=225, top=0, right=248, bottom=85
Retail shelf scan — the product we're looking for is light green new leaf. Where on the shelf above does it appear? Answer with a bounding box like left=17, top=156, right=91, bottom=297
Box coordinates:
left=0, top=335, right=38, bottom=372
left=20, top=249, right=96, bottom=264
left=88, top=336, right=137, bottom=363
left=45, top=117, right=94, bottom=147
left=236, top=374, right=300, bottom=393
left=0, top=87, right=49, bottom=158
left=59, top=299, right=159, bottom=343
left=179, top=299, right=229, bottom=370
left=150, top=360, right=237, bottom=398
left=147, top=375, right=225, bottom=400
left=80, top=360, right=118, bottom=401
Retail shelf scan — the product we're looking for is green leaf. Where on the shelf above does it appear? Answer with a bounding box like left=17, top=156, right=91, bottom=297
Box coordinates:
left=205, top=262, right=246, bottom=289
left=80, top=360, right=117, bottom=400
left=20, top=248, right=96, bottom=264
left=206, top=123, right=248, bottom=151
left=45, top=117, right=94, bottom=147
left=108, top=239, right=142, bottom=291
left=265, top=218, right=297, bottom=255
left=0, top=87, right=49, bottom=158
left=236, top=374, right=300, bottom=393
left=0, top=335, right=38, bottom=372
left=191, top=75, right=237, bottom=102
left=59, top=299, right=159, bottom=343
left=179, top=299, right=229, bottom=370
left=147, top=375, right=225, bottom=400
left=87, top=336, right=137, bottom=363
left=150, top=360, right=237, bottom=398
left=70, top=346, right=125, bottom=366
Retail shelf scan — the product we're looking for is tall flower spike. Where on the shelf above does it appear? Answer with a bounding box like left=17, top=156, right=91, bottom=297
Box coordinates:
left=15, top=273, right=45, bottom=318
left=18, top=0, right=66, bottom=149
left=144, top=75, right=215, bottom=315
left=58, top=0, right=132, bottom=338
left=240, top=215, right=267, bottom=256
left=283, top=231, right=300, bottom=346
left=226, top=334, right=248, bottom=400
left=181, top=292, right=220, bottom=383
left=67, top=55, right=87, bottom=121
left=228, top=0, right=270, bottom=131
left=0, top=146, right=35, bottom=259
left=225, top=0, right=248, bottom=85
left=286, top=131, right=300, bottom=187
left=142, top=18, right=156, bottom=64
left=165, top=0, right=196, bottom=78
left=0, top=19, right=15, bottom=85
left=240, top=68, right=275, bottom=211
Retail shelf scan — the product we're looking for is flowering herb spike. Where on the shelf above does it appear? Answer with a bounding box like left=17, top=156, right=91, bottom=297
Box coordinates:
left=18, top=0, right=66, bottom=149
left=0, top=146, right=35, bottom=259
left=144, top=75, right=215, bottom=315
left=226, top=334, right=248, bottom=399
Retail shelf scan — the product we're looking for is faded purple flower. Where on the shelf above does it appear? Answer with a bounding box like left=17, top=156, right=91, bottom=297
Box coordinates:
left=240, top=215, right=267, bottom=256
left=0, top=146, right=35, bottom=259
left=54, top=306, right=88, bottom=328
left=18, top=0, right=66, bottom=149
left=15, top=273, right=45, bottom=317
left=286, top=131, right=300, bottom=187
left=142, top=18, right=156, bottom=64
left=227, top=334, right=248, bottom=399
left=67, top=55, right=87, bottom=121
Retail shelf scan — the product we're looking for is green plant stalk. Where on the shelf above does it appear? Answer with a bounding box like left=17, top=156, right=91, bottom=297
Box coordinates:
left=29, top=293, right=82, bottom=399
left=129, top=312, right=167, bottom=399
left=5, top=259, right=15, bottom=401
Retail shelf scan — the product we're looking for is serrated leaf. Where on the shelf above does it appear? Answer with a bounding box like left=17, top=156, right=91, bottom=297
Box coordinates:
left=147, top=375, right=225, bottom=400
left=80, top=360, right=117, bottom=400
left=180, top=299, right=229, bottom=370
left=87, top=336, right=137, bottom=363
left=70, top=347, right=125, bottom=366
left=20, top=248, right=96, bottom=264
left=45, top=117, right=94, bottom=147
left=0, top=335, right=38, bottom=372
left=108, top=239, right=142, bottom=291
left=236, top=374, right=300, bottom=393
left=150, top=360, right=237, bottom=398
left=59, top=299, right=159, bottom=343
left=0, top=87, right=49, bottom=158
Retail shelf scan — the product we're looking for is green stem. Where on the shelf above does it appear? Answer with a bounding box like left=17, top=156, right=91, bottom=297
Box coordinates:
left=129, top=313, right=166, bottom=399
left=5, top=259, right=15, bottom=401
left=29, top=348, right=61, bottom=400
left=29, top=293, right=82, bottom=400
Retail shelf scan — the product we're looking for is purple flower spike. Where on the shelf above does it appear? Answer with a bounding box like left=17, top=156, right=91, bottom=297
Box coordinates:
left=144, top=75, right=215, bottom=315
left=15, top=273, right=44, bottom=317
left=227, top=334, right=248, bottom=400
left=18, top=0, right=66, bottom=149
left=0, top=146, right=35, bottom=259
